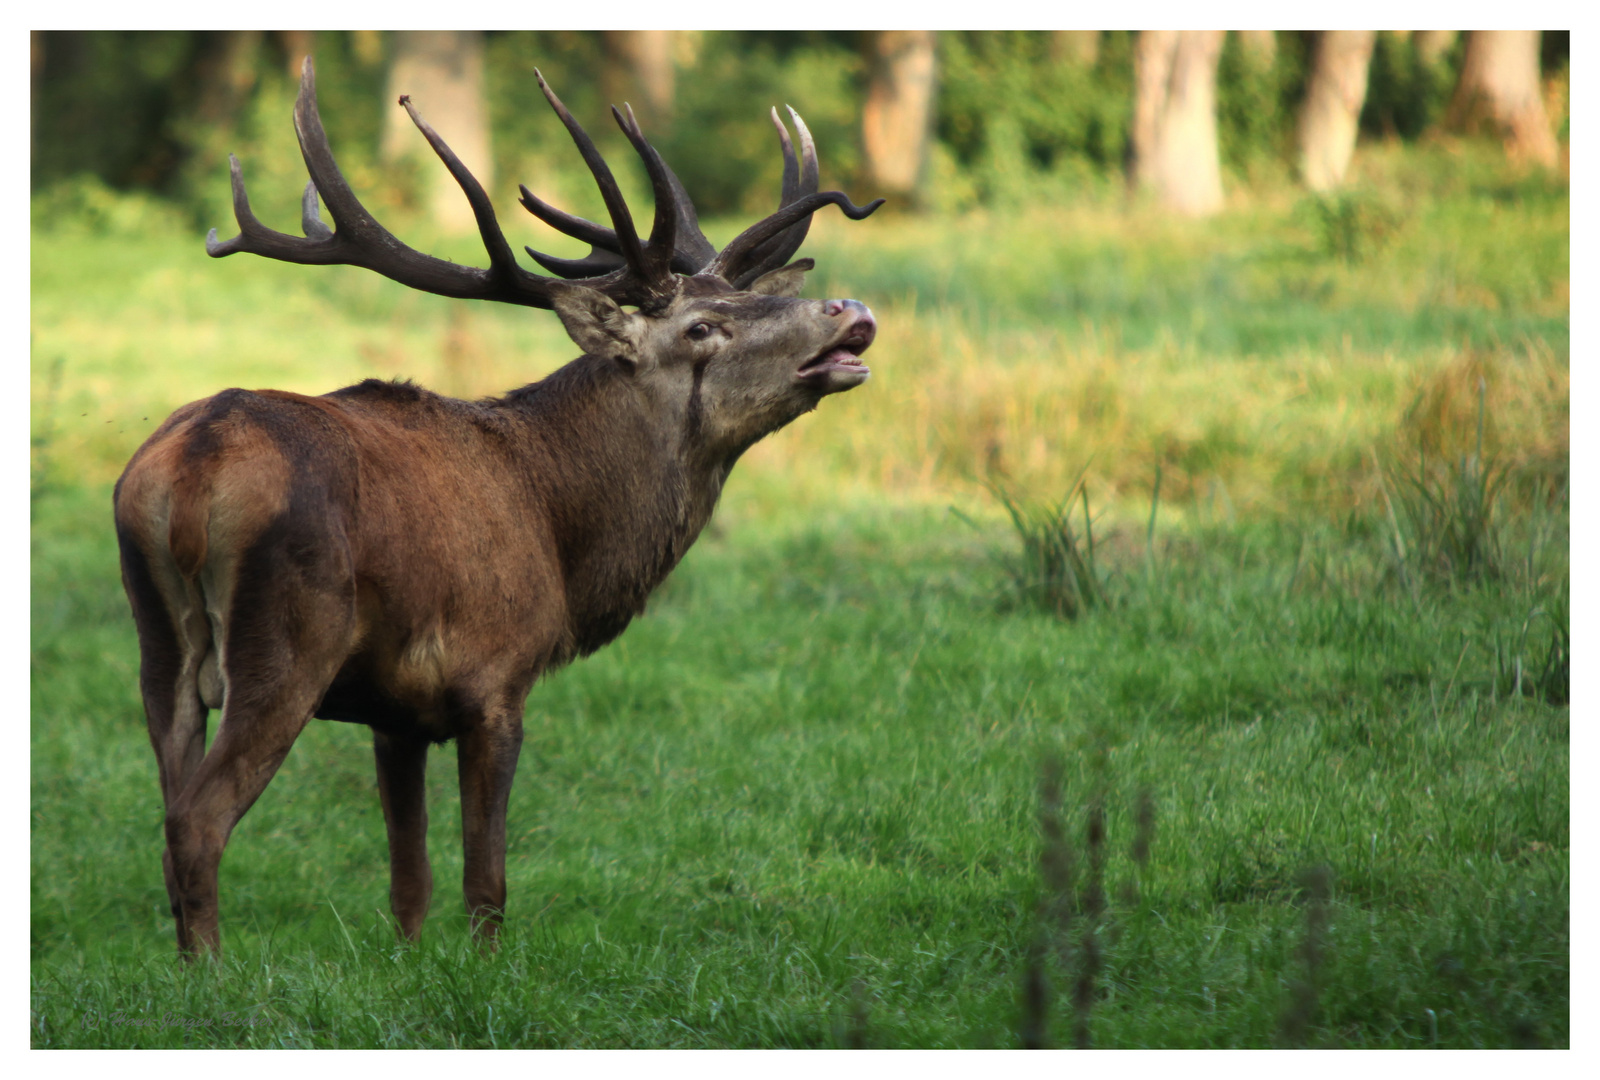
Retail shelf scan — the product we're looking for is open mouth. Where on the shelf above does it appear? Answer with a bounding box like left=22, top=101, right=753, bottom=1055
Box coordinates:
left=796, top=318, right=876, bottom=381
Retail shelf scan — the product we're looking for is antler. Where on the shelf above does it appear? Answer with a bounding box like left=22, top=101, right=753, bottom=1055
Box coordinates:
left=519, top=71, right=716, bottom=284
left=707, top=189, right=884, bottom=287
left=520, top=98, right=883, bottom=290
left=210, top=57, right=883, bottom=311
left=732, top=107, right=822, bottom=285
left=208, top=58, right=641, bottom=310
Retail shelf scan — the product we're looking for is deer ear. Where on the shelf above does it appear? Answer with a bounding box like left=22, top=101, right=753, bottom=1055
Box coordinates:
left=747, top=258, right=814, bottom=298
left=550, top=284, right=644, bottom=370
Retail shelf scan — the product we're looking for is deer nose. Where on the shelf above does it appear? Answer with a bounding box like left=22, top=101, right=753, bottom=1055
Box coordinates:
left=826, top=299, right=875, bottom=346
left=837, top=310, right=876, bottom=353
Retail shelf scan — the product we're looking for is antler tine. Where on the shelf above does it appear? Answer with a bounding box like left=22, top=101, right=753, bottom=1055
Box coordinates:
left=204, top=153, right=284, bottom=257
left=656, top=160, right=718, bottom=272
left=203, top=78, right=410, bottom=271
left=772, top=105, right=819, bottom=205
left=774, top=107, right=800, bottom=205
left=397, top=93, right=523, bottom=284
left=519, top=88, right=716, bottom=280
left=525, top=244, right=627, bottom=279
left=707, top=190, right=885, bottom=288
left=612, top=102, right=678, bottom=285
left=791, top=106, right=819, bottom=194
left=300, top=181, right=333, bottom=240
left=520, top=174, right=712, bottom=277
left=533, top=70, right=648, bottom=281
left=518, top=184, right=624, bottom=252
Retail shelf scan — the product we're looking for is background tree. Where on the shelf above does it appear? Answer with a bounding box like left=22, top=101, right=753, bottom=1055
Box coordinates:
left=279, top=31, right=315, bottom=78
left=383, top=31, right=493, bottom=231
left=1298, top=30, right=1376, bottom=192
left=601, top=31, right=676, bottom=129
left=1130, top=30, right=1226, bottom=216
left=862, top=30, right=938, bottom=203
left=1414, top=30, right=1457, bottom=68
left=1446, top=31, right=1558, bottom=168
left=26, top=30, right=1564, bottom=222
left=189, top=31, right=263, bottom=130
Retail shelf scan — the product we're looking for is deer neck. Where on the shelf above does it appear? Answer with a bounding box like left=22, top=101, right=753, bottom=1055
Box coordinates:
left=510, top=358, right=731, bottom=653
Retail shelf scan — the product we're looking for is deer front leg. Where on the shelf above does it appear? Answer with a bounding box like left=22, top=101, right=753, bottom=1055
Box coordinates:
left=374, top=728, right=433, bottom=941
left=455, top=705, right=524, bottom=944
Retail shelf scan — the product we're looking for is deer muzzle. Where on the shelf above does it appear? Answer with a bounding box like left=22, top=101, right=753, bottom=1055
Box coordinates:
left=797, top=300, right=875, bottom=392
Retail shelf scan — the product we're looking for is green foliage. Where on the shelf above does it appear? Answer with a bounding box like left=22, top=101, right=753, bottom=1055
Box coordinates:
left=30, top=173, right=189, bottom=238
left=936, top=32, right=1132, bottom=207
left=653, top=33, right=864, bottom=216
left=1362, top=31, right=1462, bottom=140
left=32, top=32, right=389, bottom=230
left=30, top=31, right=196, bottom=193
left=1214, top=32, right=1303, bottom=180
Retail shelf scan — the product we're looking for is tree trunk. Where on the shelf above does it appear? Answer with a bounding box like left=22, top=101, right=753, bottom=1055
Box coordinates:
left=1414, top=29, right=1457, bottom=67
left=30, top=31, right=44, bottom=164
left=601, top=31, right=676, bottom=128
left=191, top=31, right=262, bottom=128
left=277, top=31, right=316, bottom=79
left=1298, top=31, right=1376, bottom=192
left=862, top=30, right=938, bottom=203
left=1130, top=30, right=1226, bottom=217
left=1237, top=30, right=1277, bottom=64
left=1446, top=31, right=1558, bottom=167
left=383, top=31, right=493, bottom=233
left=1051, top=31, right=1099, bottom=67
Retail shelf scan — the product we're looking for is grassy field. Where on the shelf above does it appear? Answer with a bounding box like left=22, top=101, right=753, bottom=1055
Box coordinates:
left=30, top=142, right=1567, bottom=1048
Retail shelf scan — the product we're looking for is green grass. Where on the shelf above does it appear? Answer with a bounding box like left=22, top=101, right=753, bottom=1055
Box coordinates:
left=31, top=140, right=1567, bottom=1047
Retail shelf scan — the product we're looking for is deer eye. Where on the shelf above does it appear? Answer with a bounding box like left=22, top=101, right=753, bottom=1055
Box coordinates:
left=685, top=322, right=714, bottom=341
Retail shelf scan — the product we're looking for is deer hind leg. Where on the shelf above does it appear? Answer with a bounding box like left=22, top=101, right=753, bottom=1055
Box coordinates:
left=118, top=528, right=213, bottom=949
left=455, top=698, right=525, bottom=944
left=374, top=729, right=433, bottom=941
left=163, top=530, right=357, bottom=956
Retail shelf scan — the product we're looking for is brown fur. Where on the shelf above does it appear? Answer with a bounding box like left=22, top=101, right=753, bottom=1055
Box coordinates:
left=116, top=276, right=876, bottom=954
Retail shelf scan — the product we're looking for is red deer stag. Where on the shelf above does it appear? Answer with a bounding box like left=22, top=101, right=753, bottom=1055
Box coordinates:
left=114, top=58, right=882, bottom=955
